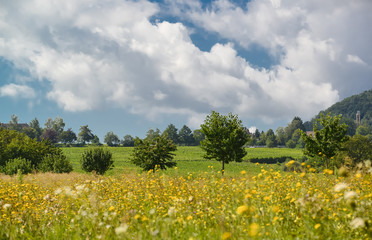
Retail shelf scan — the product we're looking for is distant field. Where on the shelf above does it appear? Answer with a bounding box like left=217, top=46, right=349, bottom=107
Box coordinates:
left=62, top=146, right=303, bottom=176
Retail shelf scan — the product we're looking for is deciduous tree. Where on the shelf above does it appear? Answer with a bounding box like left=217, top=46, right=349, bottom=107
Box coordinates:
left=300, top=113, right=348, bottom=168
left=200, top=111, right=249, bottom=175
left=78, top=125, right=94, bottom=144
left=104, top=131, right=120, bottom=146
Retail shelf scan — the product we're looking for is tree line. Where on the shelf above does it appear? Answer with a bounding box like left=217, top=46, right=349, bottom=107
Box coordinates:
left=2, top=113, right=371, bottom=149
left=0, top=114, right=206, bottom=147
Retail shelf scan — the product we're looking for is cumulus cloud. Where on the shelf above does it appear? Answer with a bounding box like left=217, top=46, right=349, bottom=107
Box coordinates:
left=0, top=84, right=36, bottom=99
left=0, top=0, right=371, bottom=128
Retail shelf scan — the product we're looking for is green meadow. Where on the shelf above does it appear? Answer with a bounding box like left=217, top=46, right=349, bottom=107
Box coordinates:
left=62, top=146, right=304, bottom=176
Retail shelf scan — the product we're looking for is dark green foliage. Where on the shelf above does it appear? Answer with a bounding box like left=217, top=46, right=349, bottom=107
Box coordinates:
left=0, top=128, right=70, bottom=173
left=162, top=124, right=179, bottom=144
left=41, top=129, right=58, bottom=144
left=81, top=148, right=114, bottom=175
left=3, top=157, right=32, bottom=175
left=39, top=154, right=73, bottom=173
left=131, top=135, right=177, bottom=172
left=342, top=135, right=372, bottom=165
left=78, top=125, right=94, bottom=144
left=145, top=128, right=161, bottom=141
left=91, top=135, right=101, bottom=146
left=104, top=131, right=120, bottom=146
left=286, top=139, right=296, bottom=148
left=178, top=125, right=195, bottom=146
left=250, top=157, right=292, bottom=164
left=200, top=111, right=249, bottom=174
left=300, top=113, right=349, bottom=168
left=122, top=135, right=135, bottom=147
left=59, top=128, right=77, bottom=144
left=192, top=129, right=205, bottom=146
left=265, top=129, right=277, bottom=148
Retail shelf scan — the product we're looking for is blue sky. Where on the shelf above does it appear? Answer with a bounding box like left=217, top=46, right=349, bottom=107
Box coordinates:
left=1, top=0, right=372, bottom=140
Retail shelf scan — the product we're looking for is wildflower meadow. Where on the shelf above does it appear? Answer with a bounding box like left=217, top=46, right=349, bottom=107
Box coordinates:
left=1, top=163, right=371, bottom=239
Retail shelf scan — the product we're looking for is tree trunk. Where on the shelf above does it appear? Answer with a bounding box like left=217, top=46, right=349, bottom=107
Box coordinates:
left=222, top=160, right=225, bottom=176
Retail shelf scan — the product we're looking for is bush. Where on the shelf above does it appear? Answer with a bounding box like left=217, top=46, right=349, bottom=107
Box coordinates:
left=38, top=154, right=73, bottom=173
left=81, top=148, right=114, bottom=175
left=3, top=157, right=33, bottom=175
left=0, top=128, right=69, bottom=172
left=286, top=140, right=296, bottom=148
left=131, top=135, right=177, bottom=172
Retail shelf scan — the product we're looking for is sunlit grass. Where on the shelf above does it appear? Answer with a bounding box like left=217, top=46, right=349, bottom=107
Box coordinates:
left=62, top=146, right=302, bottom=176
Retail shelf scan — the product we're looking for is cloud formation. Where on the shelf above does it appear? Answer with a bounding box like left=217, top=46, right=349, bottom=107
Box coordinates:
left=0, top=0, right=371, bottom=128
left=0, top=84, right=36, bottom=99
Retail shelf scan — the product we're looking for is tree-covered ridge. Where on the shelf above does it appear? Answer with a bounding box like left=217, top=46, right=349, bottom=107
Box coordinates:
left=319, top=88, right=372, bottom=126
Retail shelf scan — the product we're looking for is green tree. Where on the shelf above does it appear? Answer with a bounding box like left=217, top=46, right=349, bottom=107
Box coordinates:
left=91, top=135, right=100, bottom=146
left=0, top=128, right=71, bottom=173
left=131, top=135, right=177, bottom=172
left=81, top=148, right=113, bottom=175
left=300, top=113, right=349, bottom=168
left=285, top=117, right=305, bottom=141
left=59, top=128, right=77, bottom=144
left=7, top=114, right=21, bottom=131
left=145, top=128, right=161, bottom=141
left=192, top=129, right=205, bottom=146
left=342, top=135, right=372, bottom=165
left=21, top=127, right=38, bottom=140
left=265, top=129, right=277, bottom=148
left=178, top=125, right=194, bottom=146
left=78, top=125, right=94, bottom=144
left=122, top=134, right=135, bottom=147
left=162, top=124, right=179, bottom=144
left=356, top=124, right=371, bottom=136
left=200, top=111, right=249, bottom=175
left=41, top=129, right=58, bottom=144
left=275, top=127, right=286, bottom=146
left=29, top=118, right=43, bottom=140
left=104, top=131, right=120, bottom=146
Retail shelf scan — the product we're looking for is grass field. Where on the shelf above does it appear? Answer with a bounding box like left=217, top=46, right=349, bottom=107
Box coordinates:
left=62, top=146, right=304, bottom=176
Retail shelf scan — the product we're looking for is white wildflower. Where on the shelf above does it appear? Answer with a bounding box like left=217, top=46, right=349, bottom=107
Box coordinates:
left=3, top=204, right=11, bottom=210
left=344, top=191, right=357, bottom=200
left=350, top=217, right=365, bottom=229
left=54, top=188, right=62, bottom=195
left=334, top=183, right=348, bottom=192
left=167, top=207, right=177, bottom=217
left=115, top=224, right=128, bottom=234
left=364, top=160, right=371, bottom=168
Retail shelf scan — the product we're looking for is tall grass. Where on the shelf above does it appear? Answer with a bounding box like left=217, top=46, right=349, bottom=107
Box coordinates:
left=0, top=167, right=370, bottom=239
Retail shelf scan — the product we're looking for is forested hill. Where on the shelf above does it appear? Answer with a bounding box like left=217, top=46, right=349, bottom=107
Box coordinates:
left=319, top=88, right=372, bottom=126
left=303, top=89, right=372, bottom=133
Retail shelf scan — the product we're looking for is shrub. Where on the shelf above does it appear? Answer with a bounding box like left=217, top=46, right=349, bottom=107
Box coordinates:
left=0, top=128, right=69, bottom=171
left=38, top=154, right=73, bottom=173
left=286, top=140, right=296, bottom=148
left=3, top=157, right=32, bottom=175
left=131, top=135, right=177, bottom=172
left=81, top=148, right=114, bottom=175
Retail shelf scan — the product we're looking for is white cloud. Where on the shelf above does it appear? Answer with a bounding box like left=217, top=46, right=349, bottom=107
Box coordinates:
left=0, top=0, right=371, bottom=128
left=346, top=54, right=366, bottom=65
left=0, top=84, right=36, bottom=99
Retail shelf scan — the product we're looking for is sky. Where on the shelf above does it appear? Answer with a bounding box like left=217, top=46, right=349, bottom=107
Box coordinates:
left=0, top=0, right=371, bottom=140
